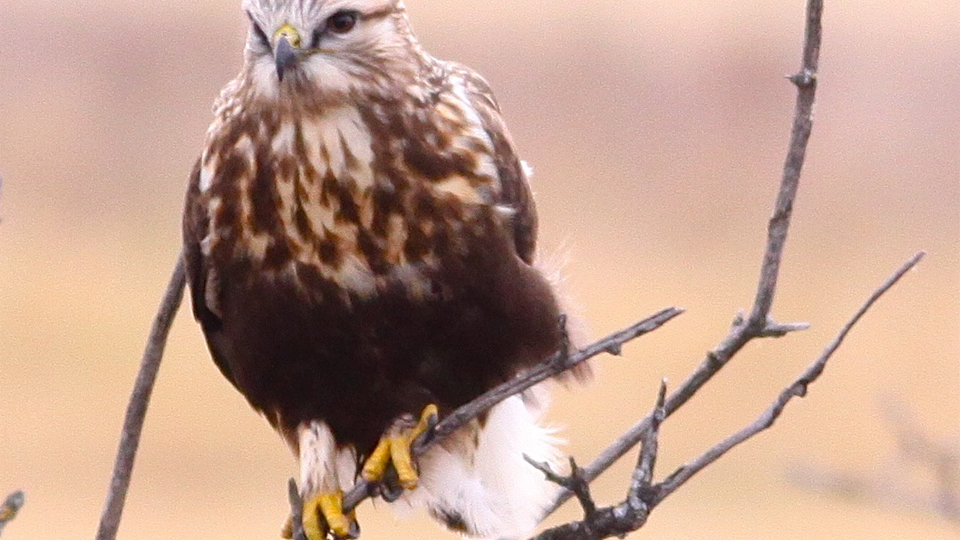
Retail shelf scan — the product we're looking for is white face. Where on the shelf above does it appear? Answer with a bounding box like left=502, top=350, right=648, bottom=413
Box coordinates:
left=241, top=0, right=418, bottom=103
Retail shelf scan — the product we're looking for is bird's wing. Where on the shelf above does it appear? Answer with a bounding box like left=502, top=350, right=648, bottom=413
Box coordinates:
left=182, top=159, right=240, bottom=390
left=452, top=64, right=539, bottom=264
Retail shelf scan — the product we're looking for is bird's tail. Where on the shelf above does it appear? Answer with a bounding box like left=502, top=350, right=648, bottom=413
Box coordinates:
left=395, top=390, right=562, bottom=539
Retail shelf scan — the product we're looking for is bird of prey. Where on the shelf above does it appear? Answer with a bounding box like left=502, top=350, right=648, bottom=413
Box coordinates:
left=182, top=1, right=581, bottom=538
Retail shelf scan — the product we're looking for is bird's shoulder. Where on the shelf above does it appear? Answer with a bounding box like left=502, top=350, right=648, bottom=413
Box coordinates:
left=426, top=60, right=539, bottom=263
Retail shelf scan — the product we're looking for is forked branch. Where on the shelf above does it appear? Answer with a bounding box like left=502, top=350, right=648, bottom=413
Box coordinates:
left=538, top=0, right=825, bottom=519
left=528, top=252, right=923, bottom=540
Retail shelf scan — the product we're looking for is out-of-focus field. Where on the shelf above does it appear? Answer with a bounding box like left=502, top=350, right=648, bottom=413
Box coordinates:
left=1, top=1, right=957, bottom=539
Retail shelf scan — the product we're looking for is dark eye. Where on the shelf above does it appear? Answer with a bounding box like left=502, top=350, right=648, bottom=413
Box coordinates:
left=327, top=10, right=359, bottom=34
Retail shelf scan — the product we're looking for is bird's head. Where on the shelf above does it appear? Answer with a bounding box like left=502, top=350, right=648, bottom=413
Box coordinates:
left=241, top=0, right=426, bottom=105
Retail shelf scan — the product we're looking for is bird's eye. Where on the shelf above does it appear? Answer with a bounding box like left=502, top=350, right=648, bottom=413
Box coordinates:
left=327, top=10, right=359, bottom=34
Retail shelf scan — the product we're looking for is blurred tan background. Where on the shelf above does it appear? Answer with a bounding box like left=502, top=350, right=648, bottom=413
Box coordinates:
left=1, top=1, right=957, bottom=538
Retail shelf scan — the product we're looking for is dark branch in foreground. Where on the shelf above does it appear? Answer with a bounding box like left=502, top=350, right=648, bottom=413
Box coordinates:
left=95, top=254, right=186, bottom=540
left=528, top=252, right=925, bottom=540
left=538, top=0, right=825, bottom=520
left=0, top=491, right=24, bottom=536
left=525, top=457, right=599, bottom=521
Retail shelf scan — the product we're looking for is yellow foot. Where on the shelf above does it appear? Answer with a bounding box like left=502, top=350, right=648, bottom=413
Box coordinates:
left=361, top=404, right=439, bottom=489
left=281, top=490, right=358, bottom=540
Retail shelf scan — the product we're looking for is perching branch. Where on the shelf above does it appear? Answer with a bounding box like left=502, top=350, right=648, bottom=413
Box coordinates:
left=0, top=491, right=24, bottom=537
left=95, top=254, right=186, bottom=540
left=538, top=0, right=825, bottom=520
left=294, top=306, right=685, bottom=523
left=416, top=307, right=683, bottom=459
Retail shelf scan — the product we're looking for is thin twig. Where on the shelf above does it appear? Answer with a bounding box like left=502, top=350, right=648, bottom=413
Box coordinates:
left=0, top=491, right=24, bottom=536
left=95, top=254, right=187, bottom=540
left=530, top=380, right=669, bottom=540
left=539, top=0, right=825, bottom=519
left=525, top=457, right=599, bottom=520
left=530, top=251, right=924, bottom=540
left=629, top=380, right=666, bottom=501
left=652, top=251, right=925, bottom=504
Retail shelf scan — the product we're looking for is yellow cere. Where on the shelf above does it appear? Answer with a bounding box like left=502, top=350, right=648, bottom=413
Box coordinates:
left=274, top=23, right=302, bottom=48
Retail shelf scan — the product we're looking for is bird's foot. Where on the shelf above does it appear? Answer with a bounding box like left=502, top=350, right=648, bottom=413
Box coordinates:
left=280, top=490, right=358, bottom=540
left=361, top=404, right=439, bottom=489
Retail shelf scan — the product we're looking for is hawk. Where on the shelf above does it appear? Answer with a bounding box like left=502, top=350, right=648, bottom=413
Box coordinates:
left=182, top=1, right=582, bottom=538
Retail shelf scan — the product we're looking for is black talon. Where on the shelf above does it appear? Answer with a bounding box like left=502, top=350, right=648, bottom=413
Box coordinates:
left=346, top=519, right=361, bottom=539
left=379, top=466, right=405, bottom=502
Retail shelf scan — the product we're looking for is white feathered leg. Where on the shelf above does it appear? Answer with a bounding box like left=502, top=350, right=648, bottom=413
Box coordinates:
left=294, top=421, right=359, bottom=539
left=395, top=391, right=562, bottom=539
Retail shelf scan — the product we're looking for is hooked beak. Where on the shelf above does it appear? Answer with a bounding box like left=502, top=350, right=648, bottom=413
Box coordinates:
left=274, top=24, right=301, bottom=82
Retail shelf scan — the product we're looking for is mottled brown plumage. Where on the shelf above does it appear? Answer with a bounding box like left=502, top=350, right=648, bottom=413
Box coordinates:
left=182, top=1, right=573, bottom=537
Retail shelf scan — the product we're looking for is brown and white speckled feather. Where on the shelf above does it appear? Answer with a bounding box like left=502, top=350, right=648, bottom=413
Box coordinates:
left=183, top=1, right=579, bottom=537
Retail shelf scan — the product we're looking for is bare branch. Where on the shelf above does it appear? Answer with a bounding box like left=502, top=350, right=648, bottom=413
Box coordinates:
left=539, top=0, right=826, bottom=519
left=95, top=254, right=187, bottom=540
left=424, top=309, right=683, bottom=449
left=0, top=491, right=24, bottom=537
left=530, top=251, right=924, bottom=540
left=653, top=252, right=925, bottom=504
left=287, top=479, right=309, bottom=540
left=526, top=456, right=599, bottom=520
left=748, top=0, right=822, bottom=329
left=529, top=380, right=668, bottom=540
left=629, top=380, right=666, bottom=499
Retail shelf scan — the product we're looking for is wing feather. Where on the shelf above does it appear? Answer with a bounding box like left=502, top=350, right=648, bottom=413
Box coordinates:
left=451, top=64, right=539, bottom=264
left=182, top=159, right=241, bottom=390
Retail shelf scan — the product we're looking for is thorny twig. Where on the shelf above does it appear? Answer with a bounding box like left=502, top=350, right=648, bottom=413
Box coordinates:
left=530, top=379, right=669, bottom=540
left=525, top=457, right=600, bottom=521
